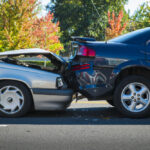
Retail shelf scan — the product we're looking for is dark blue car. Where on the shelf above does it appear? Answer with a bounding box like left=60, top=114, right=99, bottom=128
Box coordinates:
left=68, top=27, right=150, bottom=118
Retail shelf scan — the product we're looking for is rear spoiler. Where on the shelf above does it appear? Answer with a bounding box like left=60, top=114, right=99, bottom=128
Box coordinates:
left=71, top=36, right=96, bottom=43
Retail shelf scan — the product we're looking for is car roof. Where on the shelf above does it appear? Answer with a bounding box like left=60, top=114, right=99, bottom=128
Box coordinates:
left=0, top=48, right=67, bottom=64
left=0, top=48, right=50, bottom=57
left=109, top=27, right=150, bottom=46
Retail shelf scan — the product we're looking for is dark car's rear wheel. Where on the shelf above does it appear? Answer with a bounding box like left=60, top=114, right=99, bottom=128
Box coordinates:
left=0, top=81, right=32, bottom=117
left=114, top=76, right=150, bottom=118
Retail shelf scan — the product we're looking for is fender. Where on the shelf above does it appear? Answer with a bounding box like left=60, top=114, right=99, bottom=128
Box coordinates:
left=110, top=59, right=150, bottom=86
left=0, top=76, right=32, bottom=89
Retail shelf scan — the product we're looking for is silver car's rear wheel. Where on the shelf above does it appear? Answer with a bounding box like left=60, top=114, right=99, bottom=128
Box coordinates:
left=121, top=83, right=150, bottom=113
left=0, top=81, right=32, bottom=117
left=0, top=86, right=24, bottom=115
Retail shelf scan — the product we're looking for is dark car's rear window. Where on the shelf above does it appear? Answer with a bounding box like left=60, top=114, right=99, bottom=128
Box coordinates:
left=109, top=28, right=150, bottom=46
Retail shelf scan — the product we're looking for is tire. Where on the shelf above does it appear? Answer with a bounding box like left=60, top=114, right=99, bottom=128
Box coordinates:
left=106, top=100, right=115, bottom=107
left=114, top=75, right=150, bottom=118
left=0, top=81, right=32, bottom=117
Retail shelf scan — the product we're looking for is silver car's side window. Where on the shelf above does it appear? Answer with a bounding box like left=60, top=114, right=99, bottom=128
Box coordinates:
left=9, top=54, right=58, bottom=72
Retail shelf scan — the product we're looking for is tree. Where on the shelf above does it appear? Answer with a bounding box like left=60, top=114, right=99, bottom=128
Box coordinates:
left=131, top=1, right=150, bottom=30
left=0, top=0, right=38, bottom=51
left=31, top=13, right=63, bottom=54
left=0, top=0, right=63, bottom=53
left=106, top=10, right=127, bottom=40
left=48, top=0, right=128, bottom=45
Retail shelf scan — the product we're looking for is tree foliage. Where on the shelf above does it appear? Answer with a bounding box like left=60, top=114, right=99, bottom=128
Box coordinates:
left=48, top=0, right=128, bottom=45
left=130, top=1, right=150, bottom=30
left=0, top=0, right=63, bottom=53
left=0, top=0, right=38, bottom=51
left=106, top=10, right=127, bottom=40
left=31, top=13, right=63, bottom=54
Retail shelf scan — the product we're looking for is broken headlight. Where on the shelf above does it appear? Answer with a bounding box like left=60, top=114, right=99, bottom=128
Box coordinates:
left=56, top=77, right=64, bottom=88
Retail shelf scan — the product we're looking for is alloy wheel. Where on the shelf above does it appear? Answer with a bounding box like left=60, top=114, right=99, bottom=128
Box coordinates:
left=0, top=86, right=24, bottom=115
left=121, top=82, right=150, bottom=113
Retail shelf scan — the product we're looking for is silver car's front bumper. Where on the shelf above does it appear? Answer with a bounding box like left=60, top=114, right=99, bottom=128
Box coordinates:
left=32, top=89, right=73, bottom=110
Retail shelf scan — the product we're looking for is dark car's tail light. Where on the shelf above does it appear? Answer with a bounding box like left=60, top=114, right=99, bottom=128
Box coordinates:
left=77, top=46, right=96, bottom=57
left=72, top=64, right=90, bottom=71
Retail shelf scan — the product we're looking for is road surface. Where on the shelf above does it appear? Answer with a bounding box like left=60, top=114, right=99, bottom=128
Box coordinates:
left=0, top=99, right=150, bottom=150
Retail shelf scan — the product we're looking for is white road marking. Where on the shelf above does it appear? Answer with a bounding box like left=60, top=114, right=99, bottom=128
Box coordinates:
left=0, top=125, right=8, bottom=127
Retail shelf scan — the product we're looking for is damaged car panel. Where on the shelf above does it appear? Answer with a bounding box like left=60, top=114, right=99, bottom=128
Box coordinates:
left=0, top=48, right=73, bottom=117
left=70, top=40, right=146, bottom=99
left=69, top=27, right=150, bottom=118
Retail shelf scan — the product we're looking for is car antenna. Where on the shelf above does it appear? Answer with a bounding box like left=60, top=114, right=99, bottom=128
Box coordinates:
left=90, top=0, right=108, bottom=44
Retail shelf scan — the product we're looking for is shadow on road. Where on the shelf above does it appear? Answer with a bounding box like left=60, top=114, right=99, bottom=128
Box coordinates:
left=1, top=107, right=150, bottom=125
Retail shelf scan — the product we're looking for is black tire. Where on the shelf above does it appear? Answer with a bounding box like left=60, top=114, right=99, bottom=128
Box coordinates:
left=114, top=75, right=150, bottom=118
left=106, top=100, right=115, bottom=107
left=0, top=81, right=32, bottom=117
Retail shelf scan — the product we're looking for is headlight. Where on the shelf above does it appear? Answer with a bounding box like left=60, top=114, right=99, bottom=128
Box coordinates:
left=56, top=77, right=64, bottom=88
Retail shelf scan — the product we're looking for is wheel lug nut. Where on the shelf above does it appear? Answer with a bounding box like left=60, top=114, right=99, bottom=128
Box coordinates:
left=131, top=96, right=134, bottom=99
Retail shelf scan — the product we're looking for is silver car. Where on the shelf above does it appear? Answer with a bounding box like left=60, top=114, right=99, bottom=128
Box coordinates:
left=0, top=48, right=73, bottom=117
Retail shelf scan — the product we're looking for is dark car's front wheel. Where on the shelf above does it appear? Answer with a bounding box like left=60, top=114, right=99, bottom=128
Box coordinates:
left=114, top=76, right=150, bottom=118
left=0, top=81, right=32, bottom=117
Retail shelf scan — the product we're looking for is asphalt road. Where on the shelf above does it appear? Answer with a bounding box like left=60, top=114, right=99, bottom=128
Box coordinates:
left=1, top=99, right=150, bottom=150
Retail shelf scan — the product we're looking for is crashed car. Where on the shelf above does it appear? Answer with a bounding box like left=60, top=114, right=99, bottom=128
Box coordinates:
left=70, top=27, right=150, bottom=118
left=0, top=27, right=150, bottom=118
left=0, top=49, right=73, bottom=117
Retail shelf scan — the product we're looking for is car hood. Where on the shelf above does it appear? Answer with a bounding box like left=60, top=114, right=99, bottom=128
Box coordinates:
left=0, top=48, right=67, bottom=64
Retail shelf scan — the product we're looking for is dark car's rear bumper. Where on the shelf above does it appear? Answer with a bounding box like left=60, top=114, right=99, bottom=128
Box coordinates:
left=32, top=88, right=74, bottom=111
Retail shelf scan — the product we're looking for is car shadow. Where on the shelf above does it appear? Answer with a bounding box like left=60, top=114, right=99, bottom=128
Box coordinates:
left=1, top=106, right=150, bottom=125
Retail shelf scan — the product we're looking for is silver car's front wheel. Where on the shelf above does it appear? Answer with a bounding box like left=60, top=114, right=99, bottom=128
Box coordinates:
left=114, top=76, right=150, bottom=118
left=0, top=86, right=24, bottom=115
left=0, top=81, right=32, bottom=117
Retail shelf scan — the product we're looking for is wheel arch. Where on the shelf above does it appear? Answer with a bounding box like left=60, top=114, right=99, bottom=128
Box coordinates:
left=115, top=66, right=150, bottom=87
